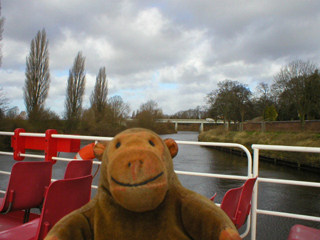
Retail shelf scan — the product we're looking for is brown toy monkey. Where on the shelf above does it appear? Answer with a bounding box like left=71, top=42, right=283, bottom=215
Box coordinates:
left=45, top=128, right=241, bottom=240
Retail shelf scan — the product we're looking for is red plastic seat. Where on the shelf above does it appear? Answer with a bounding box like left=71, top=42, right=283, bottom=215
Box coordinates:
left=0, top=161, right=52, bottom=222
left=63, top=160, right=93, bottom=179
left=287, top=224, right=320, bottom=240
left=0, top=175, right=93, bottom=240
left=211, top=177, right=257, bottom=229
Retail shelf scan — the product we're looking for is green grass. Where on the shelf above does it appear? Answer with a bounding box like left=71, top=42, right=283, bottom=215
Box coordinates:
left=198, top=129, right=320, bottom=168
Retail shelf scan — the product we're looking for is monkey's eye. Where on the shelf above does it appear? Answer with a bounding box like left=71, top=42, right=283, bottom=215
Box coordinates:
left=149, top=140, right=155, bottom=146
left=116, top=142, right=121, bottom=149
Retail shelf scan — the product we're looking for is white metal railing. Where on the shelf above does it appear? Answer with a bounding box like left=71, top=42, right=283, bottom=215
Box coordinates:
left=1, top=130, right=320, bottom=239
left=0, top=130, right=253, bottom=238
left=174, top=140, right=253, bottom=238
left=251, top=144, right=320, bottom=240
left=0, top=132, right=112, bottom=192
left=50, top=134, right=113, bottom=166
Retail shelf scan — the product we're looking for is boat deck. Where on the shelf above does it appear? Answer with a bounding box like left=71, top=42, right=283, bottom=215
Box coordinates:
left=0, top=129, right=320, bottom=240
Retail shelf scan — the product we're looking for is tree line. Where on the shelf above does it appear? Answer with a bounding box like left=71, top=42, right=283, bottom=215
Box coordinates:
left=1, top=23, right=320, bottom=138
left=206, top=60, right=320, bottom=130
left=0, top=28, right=173, bottom=136
left=1, top=29, right=132, bottom=135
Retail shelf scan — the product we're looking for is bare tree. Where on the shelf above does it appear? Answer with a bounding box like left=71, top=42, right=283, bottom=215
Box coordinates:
left=254, top=82, right=274, bottom=119
left=272, top=60, right=317, bottom=102
left=90, top=67, right=108, bottom=122
left=135, top=100, right=163, bottom=130
left=273, top=60, right=317, bottom=90
left=207, top=80, right=239, bottom=126
left=107, top=95, right=130, bottom=126
left=206, top=80, right=252, bottom=130
left=6, top=106, right=19, bottom=119
left=272, top=60, right=318, bottom=127
left=24, top=29, right=50, bottom=121
left=0, top=87, right=9, bottom=117
left=0, top=1, right=4, bottom=67
left=206, top=87, right=230, bottom=124
left=64, top=51, right=86, bottom=133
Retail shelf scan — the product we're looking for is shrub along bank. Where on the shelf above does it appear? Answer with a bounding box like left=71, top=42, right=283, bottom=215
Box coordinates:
left=198, top=129, right=320, bottom=171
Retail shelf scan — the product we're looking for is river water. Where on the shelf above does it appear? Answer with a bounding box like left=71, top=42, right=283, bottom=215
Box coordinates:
left=161, top=131, right=320, bottom=240
left=0, top=131, right=319, bottom=239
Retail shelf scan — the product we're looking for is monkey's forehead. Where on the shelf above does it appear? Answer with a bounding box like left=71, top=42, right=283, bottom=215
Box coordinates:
left=117, top=128, right=158, bottom=135
left=113, top=129, right=162, bottom=141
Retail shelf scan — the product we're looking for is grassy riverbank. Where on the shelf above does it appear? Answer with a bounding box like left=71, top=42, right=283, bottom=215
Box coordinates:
left=198, top=129, right=320, bottom=169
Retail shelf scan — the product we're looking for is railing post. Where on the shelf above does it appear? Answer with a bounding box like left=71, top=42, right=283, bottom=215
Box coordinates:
left=45, top=129, right=58, bottom=164
left=251, top=147, right=260, bottom=240
left=11, top=128, right=26, bottom=161
left=175, top=122, right=178, bottom=132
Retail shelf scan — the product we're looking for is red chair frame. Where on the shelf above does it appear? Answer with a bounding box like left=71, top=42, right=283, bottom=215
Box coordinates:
left=0, top=175, right=93, bottom=240
left=0, top=161, right=52, bottom=222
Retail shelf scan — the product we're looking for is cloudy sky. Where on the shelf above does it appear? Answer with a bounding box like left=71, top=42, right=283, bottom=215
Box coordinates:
left=1, top=0, right=320, bottom=116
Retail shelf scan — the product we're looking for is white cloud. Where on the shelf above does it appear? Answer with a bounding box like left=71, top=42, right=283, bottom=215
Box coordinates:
left=134, top=8, right=168, bottom=36
left=1, top=0, right=320, bottom=116
left=2, top=38, right=29, bottom=69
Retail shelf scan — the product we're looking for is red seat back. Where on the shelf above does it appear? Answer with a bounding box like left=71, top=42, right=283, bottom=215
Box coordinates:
left=220, top=186, right=242, bottom=221
left=288, top=224, right=320, bottom=240
left=220, top=177, right=257, bottom=229
left=63, top=160, right=93, bottom=179
left=35, top=175, right=92, bottom=239
left=0, top=161, right=52, bottom=212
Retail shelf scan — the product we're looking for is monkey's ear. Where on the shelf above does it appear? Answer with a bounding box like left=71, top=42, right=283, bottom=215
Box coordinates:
left=164, top=138, right=178, bottom=158
left=93, top=141, right=109, bottom=161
